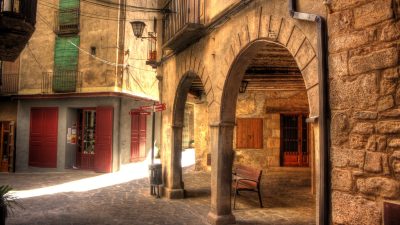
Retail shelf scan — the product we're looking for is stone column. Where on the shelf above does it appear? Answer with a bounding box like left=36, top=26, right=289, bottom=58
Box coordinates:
left=164, top=124, right=185, bottom=199
left=207, top=122, right=236, bottom=225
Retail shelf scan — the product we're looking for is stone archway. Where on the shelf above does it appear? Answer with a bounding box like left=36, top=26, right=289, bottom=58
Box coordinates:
left=207, top=37, right=321, bottom=224
left=164, top=71, right=209, bottom=199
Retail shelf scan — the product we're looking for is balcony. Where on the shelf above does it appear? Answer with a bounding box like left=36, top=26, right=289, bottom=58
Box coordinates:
left=0, top=73, right=18, bottom=94
left=162, top=0, right=205, bottom=52
left=42, top=71, right=83, bottom=94
left=0, top=0, right=37, bottom=61
left=55, top=8, right=79, bottom=35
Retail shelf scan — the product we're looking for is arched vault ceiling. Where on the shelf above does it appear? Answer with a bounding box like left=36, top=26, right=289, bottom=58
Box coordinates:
left=244, top=42, right=305, bottom=91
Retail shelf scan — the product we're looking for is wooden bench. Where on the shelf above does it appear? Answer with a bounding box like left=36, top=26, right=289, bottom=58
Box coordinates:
left=232, top=165, right=263, bottom=209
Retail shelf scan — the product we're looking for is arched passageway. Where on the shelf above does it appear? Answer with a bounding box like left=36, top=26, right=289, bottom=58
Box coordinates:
left=164, top=72, right=209, bottom=199
left=207, top=39, right=320, bottom=225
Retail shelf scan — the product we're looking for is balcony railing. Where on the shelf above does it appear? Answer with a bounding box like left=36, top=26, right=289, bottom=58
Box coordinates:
left=0, top=73, right=18, bottom=94
left=0, top=0, right=37, bottom=25
left=55, top=8, right=80, bottom=35
left=42, top=71, right=83, bottom=93
left=162, top=0, right=204, bottom=51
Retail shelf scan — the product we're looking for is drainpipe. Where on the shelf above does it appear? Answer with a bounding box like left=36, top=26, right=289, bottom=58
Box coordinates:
left=288, top=1, right=329, bottom=225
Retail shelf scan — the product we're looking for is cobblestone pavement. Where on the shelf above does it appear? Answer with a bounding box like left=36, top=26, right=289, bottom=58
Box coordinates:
left=0, top=167, right=315, bottom=225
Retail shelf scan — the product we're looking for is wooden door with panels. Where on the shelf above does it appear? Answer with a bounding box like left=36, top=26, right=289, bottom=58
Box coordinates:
left=130, top=111, right=147, bottom=162
left=0, top=121, right=15, bottom=172
left=280, top=114, right=309, bottom=167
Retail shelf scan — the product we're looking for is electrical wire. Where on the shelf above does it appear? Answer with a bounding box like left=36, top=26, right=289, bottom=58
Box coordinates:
left=26, top=44, right=46, bottom=72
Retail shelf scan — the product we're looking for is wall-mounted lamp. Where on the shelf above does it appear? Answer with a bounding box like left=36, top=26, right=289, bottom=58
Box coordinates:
left=130, top=21, right=146, bottom=38
left=239, top=80, right=249, bottom=93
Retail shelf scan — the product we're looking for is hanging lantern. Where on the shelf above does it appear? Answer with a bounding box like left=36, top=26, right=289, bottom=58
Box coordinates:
left=239, top=80, right=249, bottom=93
left=130, top=21, right=146, bottom=38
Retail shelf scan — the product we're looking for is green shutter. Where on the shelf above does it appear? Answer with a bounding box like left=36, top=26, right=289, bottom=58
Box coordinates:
left=53, top=36, right=80, bottom=92
left=59, top=0, right=79, bottom=10
left=59, top=0, right=79, bottom=28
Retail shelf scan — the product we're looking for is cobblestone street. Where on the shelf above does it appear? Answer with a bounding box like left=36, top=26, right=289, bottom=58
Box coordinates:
left=0, top=165, right=315, bottom=225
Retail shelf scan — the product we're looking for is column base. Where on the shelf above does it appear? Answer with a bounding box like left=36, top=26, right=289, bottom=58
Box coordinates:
left=207, top=212, right=236, bottom=225
left=163, top=187, right=185, bottom=199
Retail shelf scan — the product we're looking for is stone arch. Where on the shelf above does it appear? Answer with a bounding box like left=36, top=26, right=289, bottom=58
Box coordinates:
left=164, top=69, right=209, bottom=199
left=207, top=23, right=321, bottom=224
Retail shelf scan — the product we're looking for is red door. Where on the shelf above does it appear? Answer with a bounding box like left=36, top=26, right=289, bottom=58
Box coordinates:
left=94, top=107, right=113, bottom=173
left=29, top=108, right=58, bottom=168
left=130, top=112, right=147, bottom=161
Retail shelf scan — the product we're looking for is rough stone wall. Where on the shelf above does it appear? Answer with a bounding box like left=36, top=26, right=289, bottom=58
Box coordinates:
left=233, top=90, right=309, bottom=169
left=328, top=0, right=400, bottom=224
left=193, top=101, right=210, bottom=171
left=0, top=100, right=17, bottom=121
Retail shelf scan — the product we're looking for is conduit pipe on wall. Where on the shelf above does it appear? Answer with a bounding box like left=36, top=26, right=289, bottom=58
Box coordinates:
left=288, top=1, right=330, bottom=225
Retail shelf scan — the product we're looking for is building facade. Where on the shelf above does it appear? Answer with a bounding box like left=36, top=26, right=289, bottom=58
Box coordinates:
left=157, top=0, right=400, bottom=225
left=0, top=0, right=161, bottom=173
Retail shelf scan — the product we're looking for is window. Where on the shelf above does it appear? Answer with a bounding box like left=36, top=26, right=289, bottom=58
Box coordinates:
left=236, top=118, right=263, bottom=149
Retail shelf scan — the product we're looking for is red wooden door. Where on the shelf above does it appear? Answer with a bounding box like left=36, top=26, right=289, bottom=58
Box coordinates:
left=281, top=114, right=308, bottom=167
left=94, top=107, right=113, bottom=173
left=130, top=112, right=147, bottom=161
left=29, top=108, right=58, bottom=168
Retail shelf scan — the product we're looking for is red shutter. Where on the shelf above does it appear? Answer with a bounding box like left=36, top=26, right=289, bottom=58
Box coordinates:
left=139, top=114, right=147, bottom=158
left=130, top=113, right=140, bottom=161
left=29, top=108, right=58, bottom=168
left=94, top=107, right=113, bottom=173
left=131, top=112, right=147, bottom=161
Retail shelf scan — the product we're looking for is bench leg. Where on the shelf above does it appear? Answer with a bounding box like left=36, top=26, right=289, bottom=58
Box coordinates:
left=257, top=190, right=263, bottom=208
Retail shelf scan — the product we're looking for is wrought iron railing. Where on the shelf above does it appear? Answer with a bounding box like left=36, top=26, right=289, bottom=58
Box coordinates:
left=0, top=0, right=37, bottom=25
left=42, top=71, right=83, bottom=93
left=163, top=0, right=203, bottom=44
left=55, top=8, right=80, bottom=35
left=0, top=73, right=18, bottom=94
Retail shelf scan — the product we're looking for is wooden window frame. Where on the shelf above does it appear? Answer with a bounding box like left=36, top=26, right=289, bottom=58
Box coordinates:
left=236, top=118, right=263, bottom=149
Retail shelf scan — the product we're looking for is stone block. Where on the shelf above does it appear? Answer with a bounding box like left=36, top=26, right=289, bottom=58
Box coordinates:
left=332, top=191, right=381, bottom=225
left=349, top=150, right=366, bottom=169
left=380, top=77, right=397, bottom=96
left=380, top=21, right=400, bottom=42
left=352, top=122, right=374, bottom=135
left=380, top=109, right=400, bottom=119
left=354, top=0, right=393, bottom=29
left=390, top=151, right=400, bottom=177
left=377, top=95, right=394, bottom=112
left=329, top=30, right=371, bottom=53
left=389, top=139, right=400, bottom=148
left=330, top=0, right=367, bottom=12
left=373, top=135, right=387, bottom=152
left=286, top=27, right=305, bottom=56
left=357, top=177, right=400, bottom=198
left=302, top=57, right=319, bottom=88
left=331, top=112, right=350, bottom=146
left=377, top=121, right=400, bottom=134
left=330, top=72, right=378, bottom=110
left=329, top=51, right=348, bottom=78
left=353, top=111, right=377, bottom=120
left=350, top=134, right=368, bottom=150
left=364, top=152, right=382, bottom=173
left=349, top=47, right=398, bottom=75
left=328, top=9, right=353, bottom=36
left=295, top=40, right=315, bottom=71
left=332, top=169, right=353, bottom=191
left=277, top=19, right=293, bottom=46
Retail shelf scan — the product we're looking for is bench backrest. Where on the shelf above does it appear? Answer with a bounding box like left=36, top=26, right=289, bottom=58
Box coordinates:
left=235, top=165, right=263, bottom=182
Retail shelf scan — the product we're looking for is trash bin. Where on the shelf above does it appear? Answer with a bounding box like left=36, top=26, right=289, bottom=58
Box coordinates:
left=149, top=163, right=162, bottom=197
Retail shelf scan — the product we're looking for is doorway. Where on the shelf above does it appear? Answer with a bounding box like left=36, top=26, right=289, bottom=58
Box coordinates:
left=280, top=114, right=309, bottom=167
left=76, top=108, right=96, bottom=170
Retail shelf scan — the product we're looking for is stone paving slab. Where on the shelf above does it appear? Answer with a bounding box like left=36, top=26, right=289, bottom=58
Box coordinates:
left=0, top=168, right=315, bottom=225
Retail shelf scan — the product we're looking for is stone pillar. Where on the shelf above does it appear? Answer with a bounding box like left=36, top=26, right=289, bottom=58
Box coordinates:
left=207, top=122, right=236, bottom=225
left=313, top=124, right=320, bottom=224
left=164, top=124, right=185, bottom=199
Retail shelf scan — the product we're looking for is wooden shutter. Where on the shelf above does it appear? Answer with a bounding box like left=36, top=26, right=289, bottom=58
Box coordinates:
left=236, top=118, right=263, bottom=149
left=29, top=108, right=58, bottom=168
left=94, top=107, right=113, bottom=173
left=53, top=36, right=79, bottom=92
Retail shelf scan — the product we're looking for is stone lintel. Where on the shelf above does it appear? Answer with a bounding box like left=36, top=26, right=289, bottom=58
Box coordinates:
left=207, top=212, right=236, bottom=225
left=306, top=116, right=319, bottom=123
